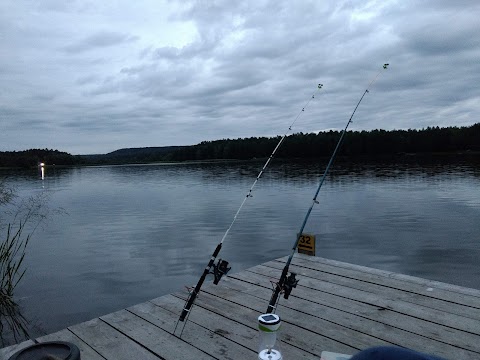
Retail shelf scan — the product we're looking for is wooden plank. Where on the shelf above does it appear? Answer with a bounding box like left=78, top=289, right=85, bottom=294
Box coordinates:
left=68, top=318, right=161, bottom=360
left=287, top=255, right=480, bottom=303
left=36, top=329, right=105, bottom=360
left=100, top=309, right=214, bottom=360
left=148, top=294, right=315, bottom=359
left=227, top=269, right=480, bottom=358
left=286, top=255, right=480, bottom=306
left=126, top=301, right=256, bottom=360
left=169, top=286, right=373, bottom=357
left=4, top=255, right=479, bottom=360
left=0, top=340, right=34, bottom=360
left=294, top=255, right=480, bottom=298
left=262, top=260, right=480, bottom=320
left=233, top=266, right=480, bottom=346
left=205, top=276, right=479, bottom=359
left=243, top=264, right=480, bottom=337
left=288, top=256, right=480, bottom=308
left=172, top=289, right=359, bottom=357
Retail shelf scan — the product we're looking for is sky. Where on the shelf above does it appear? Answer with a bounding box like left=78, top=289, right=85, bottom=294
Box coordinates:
left=1, top=0, right=479, bottom=155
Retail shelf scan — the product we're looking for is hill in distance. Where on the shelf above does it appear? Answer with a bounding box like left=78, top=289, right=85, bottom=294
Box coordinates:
left=79, top=146, right=185, bottom=165
left=1, top=123, right=479, bottom=168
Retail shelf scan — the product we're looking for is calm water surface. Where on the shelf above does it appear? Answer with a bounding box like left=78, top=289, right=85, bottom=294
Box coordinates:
left=1, top=159, right=479, bottom=338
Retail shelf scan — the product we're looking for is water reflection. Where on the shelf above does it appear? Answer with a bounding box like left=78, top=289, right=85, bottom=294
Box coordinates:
left=1, top=158, right=479, bottom=339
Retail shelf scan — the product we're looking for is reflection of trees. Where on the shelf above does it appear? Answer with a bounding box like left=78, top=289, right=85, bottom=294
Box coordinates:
left=0, top=181, right=56, bottom=346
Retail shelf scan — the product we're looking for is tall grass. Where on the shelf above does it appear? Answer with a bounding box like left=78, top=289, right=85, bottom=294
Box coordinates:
left=0, top=180, right=57, bottom=346
left=0, top=222, right=30, bottom=344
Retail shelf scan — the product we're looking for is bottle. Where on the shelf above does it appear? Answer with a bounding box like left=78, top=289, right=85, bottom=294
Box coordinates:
left=258, top=313, right=283, bottom=360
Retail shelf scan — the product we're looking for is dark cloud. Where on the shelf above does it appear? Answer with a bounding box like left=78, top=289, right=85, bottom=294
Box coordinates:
left=0, top=0, right=479, bottom=154
left=63, top=31, right=139, bottom=53
left=34, top=0, right=77, bottom=12
left=400, top=14, right=480, bottom=57
left=152, top=46, right=180, bottom=59
left=76, top=74, right=100, bottom=86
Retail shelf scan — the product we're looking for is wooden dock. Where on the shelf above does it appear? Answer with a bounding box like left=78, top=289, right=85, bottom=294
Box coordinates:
left=2, top=254, right=480, bottom=359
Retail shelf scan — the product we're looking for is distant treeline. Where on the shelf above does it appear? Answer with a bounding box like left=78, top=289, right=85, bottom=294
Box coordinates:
left=0, top=149, right=77, bottom=168
left=166, top=123, right=480, bottom=161
left=1, top=124, right=479, bottom=168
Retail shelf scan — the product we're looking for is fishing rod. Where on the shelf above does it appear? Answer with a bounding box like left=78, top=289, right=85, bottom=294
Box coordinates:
left=266, top=63, right=389, bottom=314
left=174, top=83, right=325, bottom=336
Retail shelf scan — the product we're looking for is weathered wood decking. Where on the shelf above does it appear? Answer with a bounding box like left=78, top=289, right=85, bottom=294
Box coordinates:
left=2, top=254, right=480, bottom=359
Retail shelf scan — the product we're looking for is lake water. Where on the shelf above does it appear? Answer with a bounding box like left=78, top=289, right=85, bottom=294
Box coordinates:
left=1, top=158, right=480, bottom=340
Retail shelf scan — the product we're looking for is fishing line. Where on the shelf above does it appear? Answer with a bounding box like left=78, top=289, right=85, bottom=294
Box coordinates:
left=266, top=64, right=389, bottom=314
left=174, top=83, right=325, bottom=336
left=219, top=85, right=323, bottom=245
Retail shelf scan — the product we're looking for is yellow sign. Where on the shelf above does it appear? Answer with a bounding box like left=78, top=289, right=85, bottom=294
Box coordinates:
left=297, top=233, right=315, bottom=256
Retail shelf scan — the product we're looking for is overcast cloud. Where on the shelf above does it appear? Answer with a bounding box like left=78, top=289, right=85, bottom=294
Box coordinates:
left=1, top=0, right=479, bottom=154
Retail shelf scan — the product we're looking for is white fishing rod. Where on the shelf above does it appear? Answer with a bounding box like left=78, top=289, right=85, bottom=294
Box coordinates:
left=266, top=64, right=389, bottom=314
left=174, top=83, right=325, bottom=336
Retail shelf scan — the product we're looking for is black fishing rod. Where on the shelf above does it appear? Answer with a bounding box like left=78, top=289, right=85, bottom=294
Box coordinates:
left=174, top=83, right=324, bottom=336
left=266, top=64, right=389, bottom=314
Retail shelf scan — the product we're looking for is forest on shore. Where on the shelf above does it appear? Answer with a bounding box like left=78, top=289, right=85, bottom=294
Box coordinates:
left=1, top=123, right=479, bottom=168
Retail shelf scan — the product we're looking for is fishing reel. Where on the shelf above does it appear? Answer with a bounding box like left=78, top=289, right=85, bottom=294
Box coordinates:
left=211, top=258, right=231, bottom=285
left=283, top=272, right=299, bottom=299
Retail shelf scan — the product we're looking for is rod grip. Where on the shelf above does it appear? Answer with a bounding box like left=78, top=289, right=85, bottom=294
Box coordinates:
left=179, top=243, right=222, bottom=321
left=266, top=265, right=289, bottom=313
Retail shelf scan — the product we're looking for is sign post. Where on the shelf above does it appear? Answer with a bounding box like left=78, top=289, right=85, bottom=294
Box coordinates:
left=297, top=233, right=315, bottom=256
